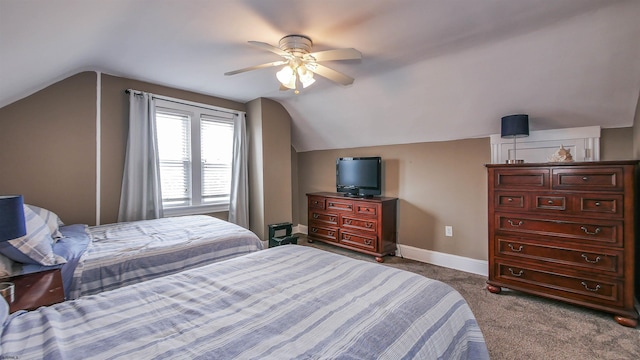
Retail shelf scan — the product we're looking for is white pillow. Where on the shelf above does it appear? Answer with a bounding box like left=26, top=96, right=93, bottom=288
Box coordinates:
left=26, top=204, right=63, bottom=240
left=0, top=205, right=67, bottom=266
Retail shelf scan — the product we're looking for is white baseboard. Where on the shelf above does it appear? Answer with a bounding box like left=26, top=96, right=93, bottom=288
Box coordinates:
left=295, top=223, right=488, bottom=277
left=397, top=244, right=488, bottom=277
left=294, top=224, right=307, bottom=235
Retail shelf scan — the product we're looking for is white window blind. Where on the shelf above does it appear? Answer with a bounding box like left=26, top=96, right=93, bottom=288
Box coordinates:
left=154, top=98, right=236, bottom=215
left=201, top=116, right=233, bottom=204
left=156, top=111, right=192, bottom=207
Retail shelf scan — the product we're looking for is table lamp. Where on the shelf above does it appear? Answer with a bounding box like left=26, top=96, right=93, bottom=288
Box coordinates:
left=0, top=195, right=26, bottom=242
left=501, top=114, right=529, bottom=164
left=0, top=195, right=25, bottom=304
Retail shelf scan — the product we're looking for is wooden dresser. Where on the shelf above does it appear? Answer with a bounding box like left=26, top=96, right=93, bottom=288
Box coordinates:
left=486, top=161, right=638, bottom=327
left=307, top=192, right=398, bottom=262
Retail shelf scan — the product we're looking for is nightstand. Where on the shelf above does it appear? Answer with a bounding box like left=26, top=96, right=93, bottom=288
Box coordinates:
left=1, top=268, right=65, bottom=313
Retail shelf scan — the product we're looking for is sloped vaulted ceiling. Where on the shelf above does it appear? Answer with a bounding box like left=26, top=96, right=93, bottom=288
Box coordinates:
left=1, top=0, right=639, bottom=152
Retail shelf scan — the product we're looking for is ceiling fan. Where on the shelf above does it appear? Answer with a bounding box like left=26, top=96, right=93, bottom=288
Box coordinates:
left=224, top=35, right=361, bottom=94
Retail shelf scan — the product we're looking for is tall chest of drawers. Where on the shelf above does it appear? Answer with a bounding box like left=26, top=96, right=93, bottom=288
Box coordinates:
left=486, top=161, right=639, bottom=327
left=307, top=192, right=398, bottom=262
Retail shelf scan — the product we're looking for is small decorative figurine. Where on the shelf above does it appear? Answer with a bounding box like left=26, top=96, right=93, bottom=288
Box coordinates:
left=549, top=145, right=573, bottom=162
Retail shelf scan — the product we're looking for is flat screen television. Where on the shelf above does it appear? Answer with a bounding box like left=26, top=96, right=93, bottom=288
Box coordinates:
left=336, top=156, right=382, bottom=197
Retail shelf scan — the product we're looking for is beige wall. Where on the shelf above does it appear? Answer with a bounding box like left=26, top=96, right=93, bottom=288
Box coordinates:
left=246, top=99, right=266, bottom=239
left=2, top=70, right=635, bottom=260
left=246, top=98, right=293, bottom=241
left=0, top=71, right=246, bottom=225
left=0, top=72, right=97, bottom=225
left=294, top=128, right=636, bottom=262
left=600, top=127, right=634, bottom=160
left=296, top=138, right=491, bottom=261
left=99, top=74, right=245, bottom=224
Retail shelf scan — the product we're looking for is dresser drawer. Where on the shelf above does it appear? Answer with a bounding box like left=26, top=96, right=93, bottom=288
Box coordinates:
left=326, top=199, right=354, bottom=213
left=493, top=168, right=549, bottom=189
left=309, top=211, right=338, bottom=225
left=533, top=194, right=567, bottom=211
left=340, top=231, right=377, bottom=251
left=494, top=260, right=624, bottom=308
left=494, top=192, right=528, bottom=211
left=576, top=194, right=623, bottom=218
left=496, top=237, right=623, bottom=276
left=308, top=223, right=339, bottom=242
left=341, top=215, right=377, bottom=233
left=354, top=202, right=379, bottom=217
left=552, top=167, right=624, bottom=191
left=308, top=196, right=325, bottom=210
left=495, top=214, right=622, bottom=247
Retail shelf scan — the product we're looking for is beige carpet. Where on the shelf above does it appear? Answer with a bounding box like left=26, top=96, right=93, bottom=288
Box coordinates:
left=296, top=237, right=640, bottom=360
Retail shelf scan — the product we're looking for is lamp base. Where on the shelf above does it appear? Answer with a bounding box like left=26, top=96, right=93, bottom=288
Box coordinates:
left=506, top=159, right=525, bottom=164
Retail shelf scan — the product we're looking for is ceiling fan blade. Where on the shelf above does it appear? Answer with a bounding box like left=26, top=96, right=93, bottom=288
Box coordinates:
left=224, top=60, right=287, bottom=76
left=306, top=48, right=362, bottom=62
left=248, top=41, right=291, bottom=58
left=309, top=64, right=355, bottom=86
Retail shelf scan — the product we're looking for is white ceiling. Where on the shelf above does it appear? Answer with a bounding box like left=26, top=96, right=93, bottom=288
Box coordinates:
left=1, top=0, right=639, bottom=152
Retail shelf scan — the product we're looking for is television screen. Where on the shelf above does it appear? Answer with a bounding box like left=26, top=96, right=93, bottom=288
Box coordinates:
left=336, top=157, right=381, bottom=197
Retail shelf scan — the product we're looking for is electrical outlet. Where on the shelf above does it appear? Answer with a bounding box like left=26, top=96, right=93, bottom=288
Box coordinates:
left=445, top=226, right=453, bottom=237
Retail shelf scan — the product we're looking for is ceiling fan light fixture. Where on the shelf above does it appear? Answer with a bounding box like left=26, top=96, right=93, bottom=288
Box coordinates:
left=298, top=66, right=315, bottom=88
left=226, top=34, right=360, bottom=93
left=283, top=77, right=296, bottom=90
left=276, top=65, right=295, bottom=86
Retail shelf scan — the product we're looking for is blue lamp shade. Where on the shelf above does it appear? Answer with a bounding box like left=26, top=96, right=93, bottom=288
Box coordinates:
left=0, top=195, right=26, bottom=242
left=501, top=114, right=529, bottom=138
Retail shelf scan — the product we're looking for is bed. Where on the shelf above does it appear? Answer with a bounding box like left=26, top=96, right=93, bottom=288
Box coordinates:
left=0, top=205, right=263, bottom=299
left=1, top=245, right=489, bottom=359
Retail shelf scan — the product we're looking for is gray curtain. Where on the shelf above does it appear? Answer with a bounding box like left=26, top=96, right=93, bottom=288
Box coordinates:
left=228, top=112, right=249, bottom=228
left=117, top=92, right=163, bottom=222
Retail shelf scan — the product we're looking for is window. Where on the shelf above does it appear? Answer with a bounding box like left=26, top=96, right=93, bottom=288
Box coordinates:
left=155, top=99, right=235, bottom=215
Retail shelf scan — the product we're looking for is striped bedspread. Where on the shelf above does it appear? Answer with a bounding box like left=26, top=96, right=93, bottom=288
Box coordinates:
left=68, top=215, right=263, bottom=299
left=1, top=245, right=489, bottom=359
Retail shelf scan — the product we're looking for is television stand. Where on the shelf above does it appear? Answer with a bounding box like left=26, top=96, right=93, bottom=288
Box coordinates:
left=307, top=192, right=398, bottom=262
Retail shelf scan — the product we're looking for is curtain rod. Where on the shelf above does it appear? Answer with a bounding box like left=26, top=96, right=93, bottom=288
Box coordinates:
left=125, top=89, right=242, bottom=116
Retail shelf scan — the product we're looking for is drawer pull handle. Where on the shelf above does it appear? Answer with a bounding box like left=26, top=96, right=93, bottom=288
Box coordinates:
left=508, top=244, right=524, bottom=252
left=313, top=214, right=319, bottom=219
left=328, top=231, right=334, bottom=236
left=330, top=217, right=336, bottom=222
left=581, top=254, right=601, bottom=264
left=508, top=268, right=524, bottom=277
left=365, top=223, right=373, bottom=228
left=344, top=219, right=352, bottom=225
left=313, top=201, right=319, bottom=204
left=311, top=228, right=318, bottom=233
left=344, top=234, right=351, bottom=240
left=581, top=281, right=601, bottom=292
left=507, top=198, right=513, bottom=202
left=329, top=203, right=334, bottom=207
left=364, top=239, right=372, bottom=245
left=582, top=177, right=588, bottom=181
left=580, top=226, right=601, bottom=235
left=507, top=220, right=523, bottom=227
left=547, top=200, right=553, bottom=204
left=594, top=202, right=601, bottom=206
